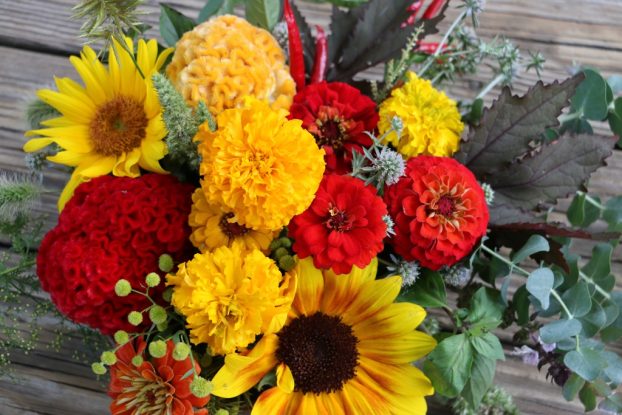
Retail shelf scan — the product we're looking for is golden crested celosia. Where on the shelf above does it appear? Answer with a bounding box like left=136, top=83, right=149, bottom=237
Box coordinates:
left=166, top=14, right=295, bottom=114
left=24, top=37, right=172, bottom=210
left=189, top=188, right=277, bottom=253
left=212, top=257, right=437, bottom=414
left=379, top=71, right=464, bottom=158
left=197, top=98, right=325, bottom=231
left=166, top=245, right=296, bottom=355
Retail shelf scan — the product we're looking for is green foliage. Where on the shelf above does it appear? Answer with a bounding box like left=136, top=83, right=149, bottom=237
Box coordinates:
left=245, top=0, right=281, bottom=31
left=0, top=174, right=42, bottom=220
left=398, top=269, right=447, bottom=308
left=452, top=386, right=519, bottom=415
left=26, top=99, right=61, bottom=130
left=198, top=0, right=226, bottom=21
left=160, top=4, right=196, bottom=47
left=72, top=0, right=144, bottom=48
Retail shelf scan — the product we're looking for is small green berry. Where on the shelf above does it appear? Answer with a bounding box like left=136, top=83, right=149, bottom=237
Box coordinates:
left=158, top=254, right=174, bottom=273
left=190, top=376, right=213, bottom=398
left=149, top=305, right=167, bottom=325
left=274, top=247, right=289, bottom=259
left=91, top=362, right=107, bottom=375
left=269, top=239, right=282, bottom=252
left=114, top=279, right=132, bottom=297
left=279, top=255, right=296, bottom=272
left=162, top=287, right=173, bottom=303
left=277, top=237, right=292, bottom=248
left=215, top=410, right=229, bottom=415
left=100, top=351, right=117, bottom=366
left=114, top=330, right=129, bottom=345
left=149, top=340, right=168, bottom=358
left=145, top=272, right=161, bottom=287
left=157, top=321, right=169, bottom=332
left=173, top=343, right=191, bottom=361
left=131, top=355, right=144, bottom=367
left=128, top=311, right=143, bottom=326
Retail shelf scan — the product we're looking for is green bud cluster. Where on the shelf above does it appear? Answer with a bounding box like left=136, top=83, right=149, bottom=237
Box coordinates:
left=173, top=342, right=191, bottom=361
left=190, top=376, right=213, bottom=398
left=269, top=235, right=296, bottom=272
left=128, top=311, right=143, bottom=326
left=149, top=340, right=168, bottom=358
left=158, top=253, right=174, bottom=273
left=114, top=330, right=130, bottom=345
left=145, top=272, right=161, bottom=287
left=114, top=279, right=132, bottom=297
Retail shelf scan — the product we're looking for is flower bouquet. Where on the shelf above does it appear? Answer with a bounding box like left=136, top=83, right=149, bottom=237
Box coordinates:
left=4, top=0, right=622, bottom=414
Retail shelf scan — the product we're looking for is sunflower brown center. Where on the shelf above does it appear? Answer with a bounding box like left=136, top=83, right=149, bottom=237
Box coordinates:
left=219, top=212, right=250, bottom=238
left=89, top=96, right=148, bottom=156
left=325, top=206, right=352, bottom=232
left=276, top=312, right=359, bottom=394
left=311, top=106, right=354, bottom=150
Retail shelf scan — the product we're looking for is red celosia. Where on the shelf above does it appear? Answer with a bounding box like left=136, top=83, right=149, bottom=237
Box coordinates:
left=384, top=156, right=489, bottom=270
left=290, top=174, right=387, bottom=274
left=289, top=82, right=379, bottom=174
left=37, top=174, right=194, bottom=335
left=109, top=338, right=209, bottom=415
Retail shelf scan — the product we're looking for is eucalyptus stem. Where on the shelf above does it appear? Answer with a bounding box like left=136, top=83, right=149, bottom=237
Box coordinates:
left=579, top=271, right=611, bottom=300
left=550, top=289, right=574, bottom=319
left=476, top=73, right=506, bottom=100
left=418, top=9, right=467, bottom=78
left=577, top=191, right=606, bottom=211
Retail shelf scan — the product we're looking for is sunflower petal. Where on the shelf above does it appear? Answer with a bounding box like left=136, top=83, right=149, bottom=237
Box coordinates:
left=353, top=302, right=427, bottom=340
left=342, top=275, right=401, bottom=325
left=357, top=330, right=437, bottom=364
left=292, top=257, right=324, bottom=315
left=276, top=363, right=294, bottom=393
left=320, top=258, right=377, bottom=315
left=251, top=387, right=290, bottom=415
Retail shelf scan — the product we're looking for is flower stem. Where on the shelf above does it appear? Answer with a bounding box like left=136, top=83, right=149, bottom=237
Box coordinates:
left=476, top=73, right=506, bottom=100
left=418, top=9, right=467, bottom=78
left=0, top=259, right=36, bottom=277
left=579, top=271, right=611, bottom=300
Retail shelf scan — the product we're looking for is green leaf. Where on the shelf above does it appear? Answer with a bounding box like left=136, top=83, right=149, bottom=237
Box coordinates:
left=513, top=285, right=531, bottom=326
left=603, top=196, right=622, bottom=227
left=567, top=193, right=602, bottom=228
left=607, top=98, right=622, bottom=142
left=540, top=318, right=582, bottom=343
left=580, top=301, right=607, bottom=337
left=198, top=0, right=225, bottom=22
left=426, top=334, right=474, bottom=397
left=559, top=116, right=594, bottom=136
left=470, top=333, right=505, bottom=361
left=608, top=75, right=622, bottom=94
left=456, top=74, right=584, bottom=178
left=563, top=373, right=585, bottom=401
left=488, top=134, right=616, bottom=210
left=579, top=384, right=597, bottom=411
left=467, top=288, right=505, bottom=330
left=245, top=0, right=281, bottom=31
left=461, top=354, right=496, bottom=408
left=160, top=4, right=196, bottom=47
left=290, top=1, right=316, bottom=75
left=571, top=69, right=610, bottom=121
left=564, top=348, right=607, bottom=381
left=526, top=268, right=554, bottom=309
left=562, top=282, right=592, bottom=318
left=581, top=243, right=613, bottom=282
left=511, top=234, right=549, bottom=264
left=602, top=351, right=622, bottom=384
left=397, top=270, right=447, bottom=308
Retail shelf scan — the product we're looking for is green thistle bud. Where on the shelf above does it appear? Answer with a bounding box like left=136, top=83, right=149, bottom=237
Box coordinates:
left=149, top=340, right=168, bottom=358
left=278, top=255, right=296, bottom=272
left=149, top=305, right=167, bottom=325
left=114, top=330, right=129, bottom=345
left=91, top=362, right=107, bottom=375
left=100, top=351, right=117, bottom=366
left=277, top=237, right=292, bottom=248
left=157, top=321, right=169, bottom=332
left=131, top=355, right=144, bottom=367
left=158, top=254, right=174, bottom=273
left=162, top=287, right=174, bottom=303
left=172, top=342, right=191, bottom=361
left=145, top=272, right=161, bottom=287
left=190, top=376, right=213, bottom=398
left=274, top=247, right=289, bottom=259
left=114, top=279, right=132, bottom=297
left=128, top=311, right=143, bottom=326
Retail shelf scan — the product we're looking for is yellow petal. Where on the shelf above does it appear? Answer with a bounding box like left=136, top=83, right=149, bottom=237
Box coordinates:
left=291, top=257, right=324, bottom=316
left=155, top=46, right=174, bottom=71
left=112, top=149, right=140, bottom=177
left=320, top=258, right=377, bottom=315
left=340, top=381, right=390, bottom=415
left=37, top=89, right=93, bottom=124
left=357, top=330, right=437, bottom=364
left=342, top=275, right=401, bottom=325
left=359, top=357, right=434, bottom=398
left=354, top=302, right=427, bottom=340
left=69, top=55, right=108, bottom=105
left=58, top=171, right=86, bottom=212
left=47, top=150, right=88, bottom=167
left=276, top=363, right=294, bottom=393
left=23, top=137, right=53, bottom=153
left=80, top=155, right=116, bottom=178
left=212, top=334, right=278, bottom=398
left=26, top=126, right=93, bottom=153
left=251, top=387, right=290, bottom=415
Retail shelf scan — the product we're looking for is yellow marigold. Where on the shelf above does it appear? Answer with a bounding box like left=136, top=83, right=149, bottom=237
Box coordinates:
left=167, top=245, right=296, bottom=355
left=379, top=71, right=464, bottom=158
left=197, top=99, right=325, bottom=231
left=166, top=14, right=295, bottom=114
left=189, top=188, right=277, bottom=253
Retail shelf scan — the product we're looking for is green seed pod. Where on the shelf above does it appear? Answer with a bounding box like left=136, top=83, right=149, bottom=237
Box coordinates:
left=269, top=239, right=282, bottom=252
left=127, top=311, right=143, bottom=326
left=172, top=342, right=191, bottom=361
left=131, top=355, right=144, bottom=367
left=114, top=279, right=132, bottom=297
left=279, top=255, right=296, bottom=272
left=277, top=237, right=292, bottom=248
left=190, top=376, right=213, bottom=398
left=158, top=254, right=174, bottom=273
left=274, top=247, right=289, bottom=259
left=114, top=330, right=129, bottom=345
left=145, top=272, right=161, bottom=287
left=157, top=321, right=169, bottom=332
left=100, top=351, right=117, bottom=366
left=149, top=305, right=168, bottom=325
left=91, top=362, right=107, bottom=375
left=149, top=340, right=168, bottom=358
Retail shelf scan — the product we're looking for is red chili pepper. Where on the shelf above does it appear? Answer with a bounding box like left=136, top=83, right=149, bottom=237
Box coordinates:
left=283, top=0, right=306, bottom=91
left=402, top=1, right=424, bottom=27
left=310, top=26, right=327, bottom=84
left=422, top=0, right=446, bottom=19
left=416, top=41, right=446, bottom=54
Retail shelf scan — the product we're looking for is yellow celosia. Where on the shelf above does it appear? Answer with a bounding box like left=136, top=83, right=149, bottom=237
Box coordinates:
left=189, top=188, right=277, bottom=253
left=379, top=71, right=464, bottom=158
left=167, top=245, right=296, bottom=355
left=197, top=98, right=325, bottom=231
left=166, top=14, right=296, bottom=114
left=24, top=37, right=172, bottom=210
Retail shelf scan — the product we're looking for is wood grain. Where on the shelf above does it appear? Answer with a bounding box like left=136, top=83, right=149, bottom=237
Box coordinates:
left=0, top=0, right=620, bottom=414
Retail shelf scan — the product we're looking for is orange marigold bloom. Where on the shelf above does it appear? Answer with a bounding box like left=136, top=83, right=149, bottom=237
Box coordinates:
left=166, top=14, right=295, bottom=114
left=108, top=338, right=209, bottom=415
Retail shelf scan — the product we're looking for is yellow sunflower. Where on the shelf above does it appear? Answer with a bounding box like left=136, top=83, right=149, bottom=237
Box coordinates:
left=189, top=188, right=277, bottom=254
left=212, top=257, right=437, bottom=414
left=24, top=37, right=173, bottom=210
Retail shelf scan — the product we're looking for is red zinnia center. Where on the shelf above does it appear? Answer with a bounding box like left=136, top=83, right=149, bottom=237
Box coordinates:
left=219, top=213, right=250, bottom=238
left=437, top=195, right=455, bottom=216
left=312, top=106, right=354, bottom=150
left=325, top=206, right=352, bottom=232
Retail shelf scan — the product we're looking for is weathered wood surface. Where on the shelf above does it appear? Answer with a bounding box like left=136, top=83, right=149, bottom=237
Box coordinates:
left=0, top=0, right=621, bottom=414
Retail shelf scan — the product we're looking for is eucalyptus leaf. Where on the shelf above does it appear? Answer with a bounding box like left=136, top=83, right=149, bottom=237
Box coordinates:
left=579, top=384, right=597, bottom=411
left=564, top=348, right=607, bottom=381
left=198, top=0, right=225, bottom=22
left=608, top=75, right=622, bottom=94
left=246, top=0, right=281, bottom=31
left=540, top=318, right=582, bottom=343
left=603, top=196, right=622, bottom=227
left=567, top=193, right=601, bottom=228
left=159, top=4, right=196, bottom=47
left=511, top=234, right=549, bottom=264
left=581, top=243, right=613, bottom=282
left=513, top=285, right=531, bottom=326
left=602, top=351, right=622, bottom=384
left=526, top=268, right=554, bottom=310
left=562, top=281, right=592, bottom=318
left=580, top=301, right=607, bottom=337
left=562, top=373, right=585, bottom=401
left=571, top=69, right=610, bottom=121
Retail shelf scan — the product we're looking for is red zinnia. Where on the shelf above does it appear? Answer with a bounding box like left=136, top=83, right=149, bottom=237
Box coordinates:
left=109, top=338, right=209, bottom=415
left=384, top=156, right=489, bottom=270
left=37, top=174, right=194, bottom=335
left=290, top=174, right=387, bottom=274
left=289, top=82, right=379, bottom=174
